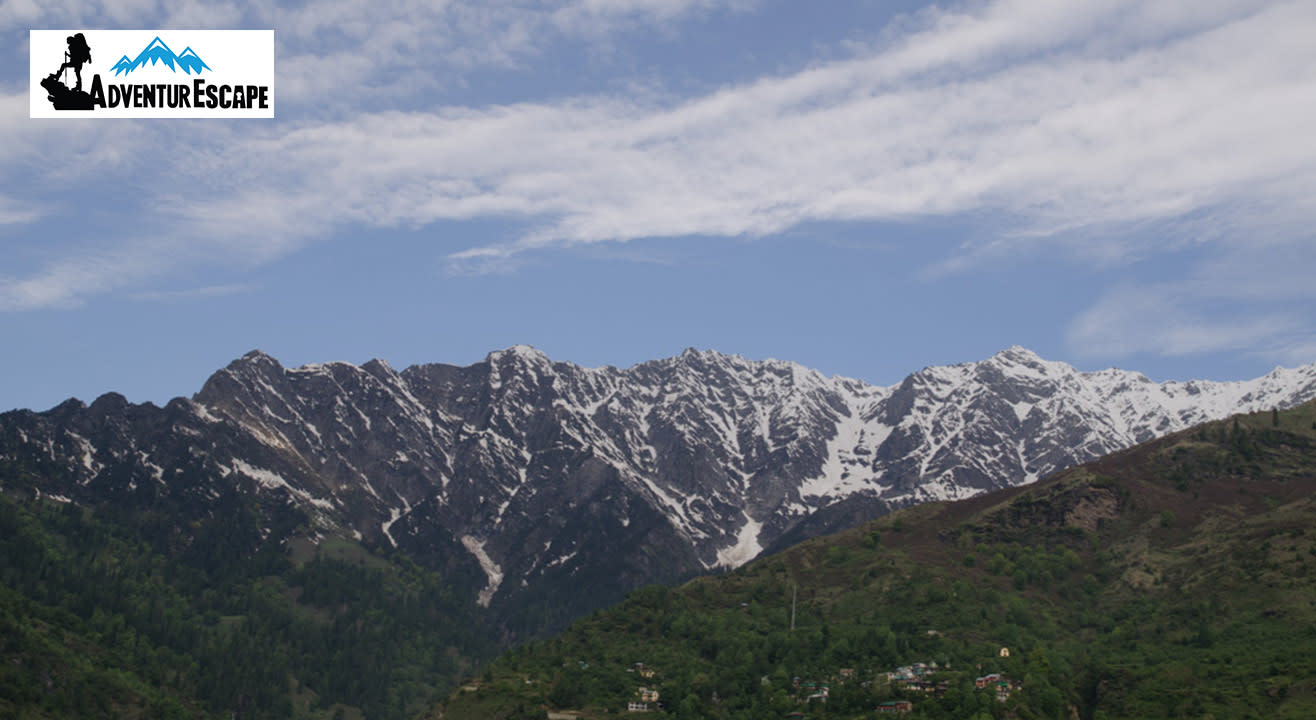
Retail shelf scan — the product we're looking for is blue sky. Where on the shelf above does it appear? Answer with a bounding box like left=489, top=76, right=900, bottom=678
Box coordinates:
left=2, top=0, right=1314, bottom=412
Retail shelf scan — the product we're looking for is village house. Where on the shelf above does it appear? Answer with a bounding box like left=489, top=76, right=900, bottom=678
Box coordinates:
left=903, top=679, right=938, bottom=694
left=801, top=681, right=830, bottom=703
left=627, top=701, right=649, bottom=712
left=876, top=699, right=914, bottom=714
left=975, top=673, right=1019, bottom=701
left=889, top=662, right=936, bottom=682
left=994, top=678, right=1020, bottom=702
left=637, top=688, right=659, bottom=703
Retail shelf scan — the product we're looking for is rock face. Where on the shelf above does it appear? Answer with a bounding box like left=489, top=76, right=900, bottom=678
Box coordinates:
left=3, top=346, right=1314, bottom=636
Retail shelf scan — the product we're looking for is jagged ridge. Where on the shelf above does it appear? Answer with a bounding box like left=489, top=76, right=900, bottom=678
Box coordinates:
left=2, top=346, right=1313, bottom=638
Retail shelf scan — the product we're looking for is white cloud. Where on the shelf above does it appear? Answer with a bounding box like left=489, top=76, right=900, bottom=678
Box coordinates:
left=156, top=0, right=1315, bottom=258
left=2, top=0, right=757, bottom=309
left=1, top=0, right=1313, bottom=327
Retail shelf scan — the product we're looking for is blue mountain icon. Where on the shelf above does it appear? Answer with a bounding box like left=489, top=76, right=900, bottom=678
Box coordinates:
left=111, top=36, right=212, bottom=76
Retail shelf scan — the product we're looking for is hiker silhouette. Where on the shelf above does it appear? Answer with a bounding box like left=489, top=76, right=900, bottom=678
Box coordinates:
left=53, top=33, right=92, bottom=91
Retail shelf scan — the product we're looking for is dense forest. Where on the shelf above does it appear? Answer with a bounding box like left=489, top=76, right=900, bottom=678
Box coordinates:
left=442, top=402, right=1316, bottom=720
left=0, top=484, right=490, bottom=719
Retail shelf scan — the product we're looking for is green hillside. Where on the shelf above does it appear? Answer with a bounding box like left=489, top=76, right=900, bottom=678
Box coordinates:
left=0, top=491, right=490, bottom=720
left=441, top=402, right=1316, bottom=720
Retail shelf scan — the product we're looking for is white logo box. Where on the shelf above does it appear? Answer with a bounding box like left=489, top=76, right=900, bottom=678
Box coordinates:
left=31, top=30, right=274, bottom=119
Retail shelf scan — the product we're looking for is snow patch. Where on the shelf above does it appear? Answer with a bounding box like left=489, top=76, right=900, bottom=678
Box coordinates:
left=634, top=472, right=704, bottom=540
left=137, top=451, right=165, bottom=485
left=35, top=488, right=72, bottom=504
left=461, top=535, right=504, bottom=607
left=192, top=403, right=223, bottom=423
left=232, top=458, right=289, bottom=490
left=799, top=396, right=874, bottom=500
left=547, top=550, right=578, bottom=568
left=68, top=433, right=97, bottom=472
left=1015, top=438, right=1037, bottom=485
left=1011, top=401, right=1033, bottom=422
left=381, top=507, right=404, bottom=548
left=715, top=513, right=763, bottom=568
left=237, top=420, right=294, bottom=450
left=230, top=459, right=335, bottom=510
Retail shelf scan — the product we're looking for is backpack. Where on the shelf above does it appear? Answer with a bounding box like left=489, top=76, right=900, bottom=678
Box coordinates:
left=69, top=34, right=91, bottom=64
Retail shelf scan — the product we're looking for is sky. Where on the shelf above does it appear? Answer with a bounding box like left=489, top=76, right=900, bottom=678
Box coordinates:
left=2, top=0, right=1314, bottom=412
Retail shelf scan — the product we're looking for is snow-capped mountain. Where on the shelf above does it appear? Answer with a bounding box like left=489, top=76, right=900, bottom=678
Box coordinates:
left=3, top=346, right=1313, bottom=636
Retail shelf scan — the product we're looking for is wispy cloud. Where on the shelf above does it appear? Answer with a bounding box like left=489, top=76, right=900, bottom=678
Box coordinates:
left=2, top=0, right=1313, bottom=357
left=0, top=245, right=151, bottom=310
left=2, top=0, right=761, bottom=308
left=168, top=0, right=1313, bottom=262
left=0, top=196, right=42, bottom=226
left=3, top=0, right=756, bottom=111
left=1068, top=284, right=1302, bottom=358
left=1067, top=239, right=1316, bottom=362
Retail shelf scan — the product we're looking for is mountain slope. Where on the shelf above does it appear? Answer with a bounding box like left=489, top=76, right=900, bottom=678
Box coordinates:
left=0, top=470, right=487, bottom=720
left=443, top=400, right=1316, bottom=720
left=2, top=346, right=1313, bottom=641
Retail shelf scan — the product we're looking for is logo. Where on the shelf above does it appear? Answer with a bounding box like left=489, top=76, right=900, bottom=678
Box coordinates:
left=31, top=30, right=274, bottom=119
left=39, top=32, right=95, bottom=110
left=111, top=37, right=212, bottom=76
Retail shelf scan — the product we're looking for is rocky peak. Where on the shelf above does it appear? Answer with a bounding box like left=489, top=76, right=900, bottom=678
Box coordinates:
left=8, top=345, right=1316, bottom=640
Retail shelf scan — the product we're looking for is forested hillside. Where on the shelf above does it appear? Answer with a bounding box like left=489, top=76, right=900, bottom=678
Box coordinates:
left=0, top=489, right=488, bottom=720
left=443, top=402, right=1316, bottom=720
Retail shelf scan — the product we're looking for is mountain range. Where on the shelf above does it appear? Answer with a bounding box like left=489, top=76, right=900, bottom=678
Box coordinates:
left=3, top=346, right=1314, bottom=638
